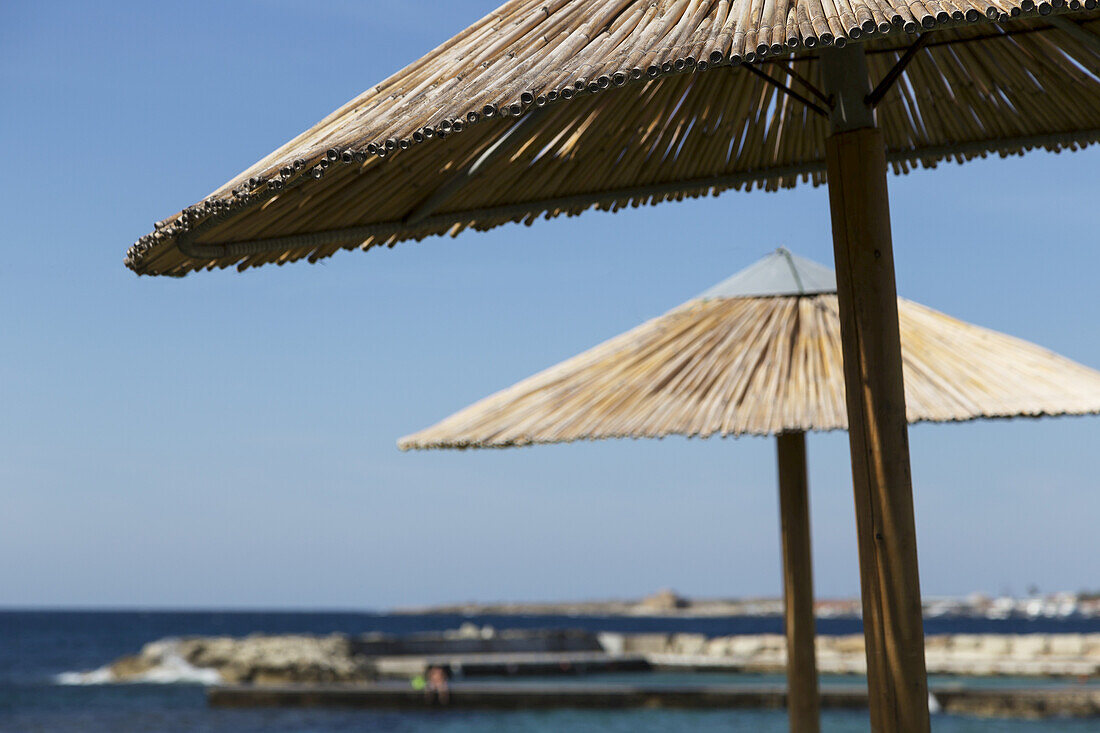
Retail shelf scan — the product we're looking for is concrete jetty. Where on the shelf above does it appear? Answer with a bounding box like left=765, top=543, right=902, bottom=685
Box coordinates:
left=208, top=681, right=869, bottom=711
left=207, top=681, right=1100, bottom=718
left=92, top=628, right=1100, bottom=685
left=371, top=650, right=649, bottom=677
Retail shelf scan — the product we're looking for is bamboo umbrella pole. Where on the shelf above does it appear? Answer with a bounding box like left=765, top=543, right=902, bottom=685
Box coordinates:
left=776, top=430, right=820, bottom=733
left=820, top=44, right=930, bottom=733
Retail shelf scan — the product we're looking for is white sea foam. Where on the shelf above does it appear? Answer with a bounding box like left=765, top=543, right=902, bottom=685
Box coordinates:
left=55, top=666, right=116, bottom=685
left=56, top=646, right=222, bottom=686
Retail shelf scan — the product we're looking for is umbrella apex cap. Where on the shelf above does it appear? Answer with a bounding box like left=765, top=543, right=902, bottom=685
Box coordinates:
left=696, top=248, right=837, bottom=300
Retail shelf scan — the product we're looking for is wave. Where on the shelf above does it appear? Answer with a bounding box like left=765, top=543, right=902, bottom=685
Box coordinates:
left=56, top=645, right=222, bottom=686
left=55, top=667, right=116, bottom=685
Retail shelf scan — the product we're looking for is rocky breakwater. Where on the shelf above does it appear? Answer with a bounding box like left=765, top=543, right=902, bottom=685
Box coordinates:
left=101, top=634, right=373, bottom=685
left=627, top=632, right=1100, bottom=677
left=81, top=626, right=602, bottom=685
left=84, top=629, right=1100, bottom=686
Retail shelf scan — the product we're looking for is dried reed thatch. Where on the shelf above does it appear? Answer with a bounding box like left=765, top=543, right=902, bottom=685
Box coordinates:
left=399, top=249, right=1100, bottom=449
left=126, top=3, right=1100, bottom=276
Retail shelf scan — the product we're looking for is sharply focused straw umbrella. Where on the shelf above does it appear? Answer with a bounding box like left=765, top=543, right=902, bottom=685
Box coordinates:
left=125, top=3, right=1100, bottom=729
left=399, top=247, right=1100, bottom=732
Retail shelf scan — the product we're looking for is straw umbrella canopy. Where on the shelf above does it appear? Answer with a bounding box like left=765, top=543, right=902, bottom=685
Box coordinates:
left=400, top=249, right=1100, bottom=447
left=125, top=3, right=1100, bottom=729
left=123, top=8, right=1100, bottom=277
left=399, top=247, right=1100, bottom=731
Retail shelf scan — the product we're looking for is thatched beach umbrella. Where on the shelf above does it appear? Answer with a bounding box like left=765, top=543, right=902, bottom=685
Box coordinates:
left=126, top=2, right=1100, bottom=729
left=399, top=247, right=1100, bottom=731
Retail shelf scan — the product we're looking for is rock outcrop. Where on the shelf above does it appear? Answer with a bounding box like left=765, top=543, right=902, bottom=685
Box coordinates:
left=108, top=634, right=374, bottom=685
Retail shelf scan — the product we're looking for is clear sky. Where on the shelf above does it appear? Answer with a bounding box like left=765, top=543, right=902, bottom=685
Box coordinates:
left=2, top=1, right=1097, bottom=610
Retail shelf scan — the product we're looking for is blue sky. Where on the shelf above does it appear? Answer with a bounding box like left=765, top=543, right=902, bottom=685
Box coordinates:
left=1, top=1, right=1097, bottom=609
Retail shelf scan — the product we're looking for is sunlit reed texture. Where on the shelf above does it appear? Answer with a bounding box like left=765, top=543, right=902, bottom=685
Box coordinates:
left=400, top=293, right=1100, bottom=448
left=125, top=3, right=1100, bottom=276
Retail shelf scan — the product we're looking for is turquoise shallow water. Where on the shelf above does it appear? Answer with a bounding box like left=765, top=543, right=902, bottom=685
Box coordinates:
left=9, top=672, right=1098, bottom=732
left=9, top=697, right=1100, bottom=733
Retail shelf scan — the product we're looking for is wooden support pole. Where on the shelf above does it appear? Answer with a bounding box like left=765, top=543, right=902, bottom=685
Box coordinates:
left=821, top=45, right=930, bottom=733
left=776, top=431, right=820, bottom=733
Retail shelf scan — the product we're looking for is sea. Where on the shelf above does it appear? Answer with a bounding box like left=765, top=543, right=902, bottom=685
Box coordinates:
left=2, top=610, right=1099, bottom=732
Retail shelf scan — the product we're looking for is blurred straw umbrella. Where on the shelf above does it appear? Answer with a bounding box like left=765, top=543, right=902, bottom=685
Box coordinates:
left=400, top=247, right=1100, bottom=732
left=125, top=3, right=1100, bottom=728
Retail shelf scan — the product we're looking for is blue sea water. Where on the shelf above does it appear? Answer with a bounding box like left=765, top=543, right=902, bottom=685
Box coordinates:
left=2, top=610, right=1098, bottom=732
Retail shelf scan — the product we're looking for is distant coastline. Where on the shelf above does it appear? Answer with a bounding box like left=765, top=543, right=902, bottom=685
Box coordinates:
left=393, top=589, right=1100, bottom=620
